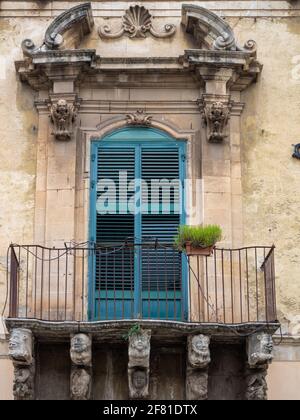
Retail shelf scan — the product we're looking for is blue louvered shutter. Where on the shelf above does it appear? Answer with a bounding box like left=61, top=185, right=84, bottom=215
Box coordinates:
left=141, top=147, right=183, bottom=320
left=94, top=147, right=135, bottom=319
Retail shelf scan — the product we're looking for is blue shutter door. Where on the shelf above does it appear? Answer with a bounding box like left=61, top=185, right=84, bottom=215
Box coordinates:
left=92, top=147, right=135, bottom=320
left=141, top=147, right=183, bottom=320
left=89, top=129, right=187, bottom=321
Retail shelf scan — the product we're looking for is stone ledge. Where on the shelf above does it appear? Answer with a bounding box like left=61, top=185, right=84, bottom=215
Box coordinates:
left=5, top=318, right=280, bottom=344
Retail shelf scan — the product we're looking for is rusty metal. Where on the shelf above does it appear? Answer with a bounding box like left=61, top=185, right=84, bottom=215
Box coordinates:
left=6, top=243, right=277, bottom=324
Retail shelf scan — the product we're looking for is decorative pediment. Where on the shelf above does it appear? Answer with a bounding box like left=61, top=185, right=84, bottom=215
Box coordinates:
left=16, top=3, right=262, bottom=94
left=22, top=2, right=94, bottom=57
left=182, top=5, right=256, bottom=56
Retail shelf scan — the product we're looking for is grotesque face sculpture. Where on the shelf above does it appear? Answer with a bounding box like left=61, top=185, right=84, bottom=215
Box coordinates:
left=260, top=334, right=274, bottom=355
left=132, top=369, right=147, bottom=390
left=246, top=372, right=268, bottom=401
left=70, top=334, right=92, bottom=367
left=188, top=335, right=211, bottom=369
left=9, top=329, right=33, bottom=365
left=128, top=330, right=151, bottom=368
left=13, top=365, right=35, bottom=400
left=71, top=369, right=91, bottom=400
left=248, top=333, right=274, bottom=368
left=129, top=368, right=149, bottom=399
left=186, top=371, right=208, bottom=401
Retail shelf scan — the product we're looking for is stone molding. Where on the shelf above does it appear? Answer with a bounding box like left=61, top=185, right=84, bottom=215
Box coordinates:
left=99, top=5, right=176, bottom=40
left=22, top=3, right=94, bottom=57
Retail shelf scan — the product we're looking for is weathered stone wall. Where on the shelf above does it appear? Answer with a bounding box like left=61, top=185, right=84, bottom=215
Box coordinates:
left=0, top=0, right=300, bottom=399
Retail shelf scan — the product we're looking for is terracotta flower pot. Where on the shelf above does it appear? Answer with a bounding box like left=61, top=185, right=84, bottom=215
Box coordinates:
left=185, top=242, right=215, bottom=257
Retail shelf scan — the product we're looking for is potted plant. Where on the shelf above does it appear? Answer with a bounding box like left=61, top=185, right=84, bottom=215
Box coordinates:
left=174, top=225, right=222, bottom=256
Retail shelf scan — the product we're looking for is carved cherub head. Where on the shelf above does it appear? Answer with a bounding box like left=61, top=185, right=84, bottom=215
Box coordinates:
left=70, top=334, right=92, bottom=367
left=9, top=329, right=33, bottom=365
left=188, top=335, right=211, bottom=369
left=55, top=99, right=69, bottom=119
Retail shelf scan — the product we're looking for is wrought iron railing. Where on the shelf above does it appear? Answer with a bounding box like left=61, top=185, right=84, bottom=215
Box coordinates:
left=5, top=243, right=277, bottom=324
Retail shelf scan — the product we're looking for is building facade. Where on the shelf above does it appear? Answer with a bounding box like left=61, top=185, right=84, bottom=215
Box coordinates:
left=0, top=1, right=299, bottom=400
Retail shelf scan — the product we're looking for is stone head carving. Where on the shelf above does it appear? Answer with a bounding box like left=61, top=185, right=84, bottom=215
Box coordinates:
left=70, top=334, right=92, bottom=367
left=246, top=371, right=268, bottom=401
left=129, top=368, right=149, bottom=399
left=49, top=98, right=78, bottom=141
left=247, top=333, right=274, bottom=368
left=71, top=368, right=91, bottom=401
left=201, top=100, right=230, bottom=143
left=9, top=329, right=33, bottom=365
left=186, top=370, right=208, bottom=401
left=188, top=335, right=211, bottom=369
left=13, top=364, right=35, bottom=400
left=128, top=330, right=151, bottom=368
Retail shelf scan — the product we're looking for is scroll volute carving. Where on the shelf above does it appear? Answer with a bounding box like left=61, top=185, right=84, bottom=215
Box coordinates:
left=49, top=99, right=80, bottom=141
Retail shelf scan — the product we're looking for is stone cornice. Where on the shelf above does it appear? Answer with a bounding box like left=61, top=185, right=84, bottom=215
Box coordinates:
left=15, top=4, right=262, bottom=93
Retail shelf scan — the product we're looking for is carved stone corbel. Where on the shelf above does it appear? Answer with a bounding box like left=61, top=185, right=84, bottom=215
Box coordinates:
left=199, top=96, right=231, bottom=143
left=245, top=368, right=268, bottom=401
left=70, top=334, right=92, bottom=400
left=70, top=333, right=92, bottom=367
left=128, top=329, right=151, bottom=399
left=9, top=329, right=35, bottom=400
left=247, top=333, right=274, bottom=369
left=48, top=98, right=80, bottom=141
left=245, top=333, right=274, bottom=400
left=13, top=363, right=35, bottom=401
left=186, top=335, right=211, bottom=400
left=70, top=367, right=92, bottom=401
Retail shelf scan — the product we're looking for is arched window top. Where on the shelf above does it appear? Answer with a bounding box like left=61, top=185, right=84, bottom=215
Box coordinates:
left=97, top=126, right=186, bottom=144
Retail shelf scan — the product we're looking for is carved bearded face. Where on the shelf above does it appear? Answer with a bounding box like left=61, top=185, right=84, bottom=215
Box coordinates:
left=70, top=334, right=92, bottom=366
left=189, top=335, right=211, bottom=368
left=9, top=329, right=33, bottom=365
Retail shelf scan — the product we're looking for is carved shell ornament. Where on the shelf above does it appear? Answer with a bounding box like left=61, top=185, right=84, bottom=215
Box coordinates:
left=99, top=5, right=176, bottom=39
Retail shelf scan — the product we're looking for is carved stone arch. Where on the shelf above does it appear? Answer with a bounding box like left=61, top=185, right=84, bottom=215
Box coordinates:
left=87, top=115, right=195, bottom=144
left=22, top=2, right=94, bottom=56
left=181, top=4, right=256, bottom=55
